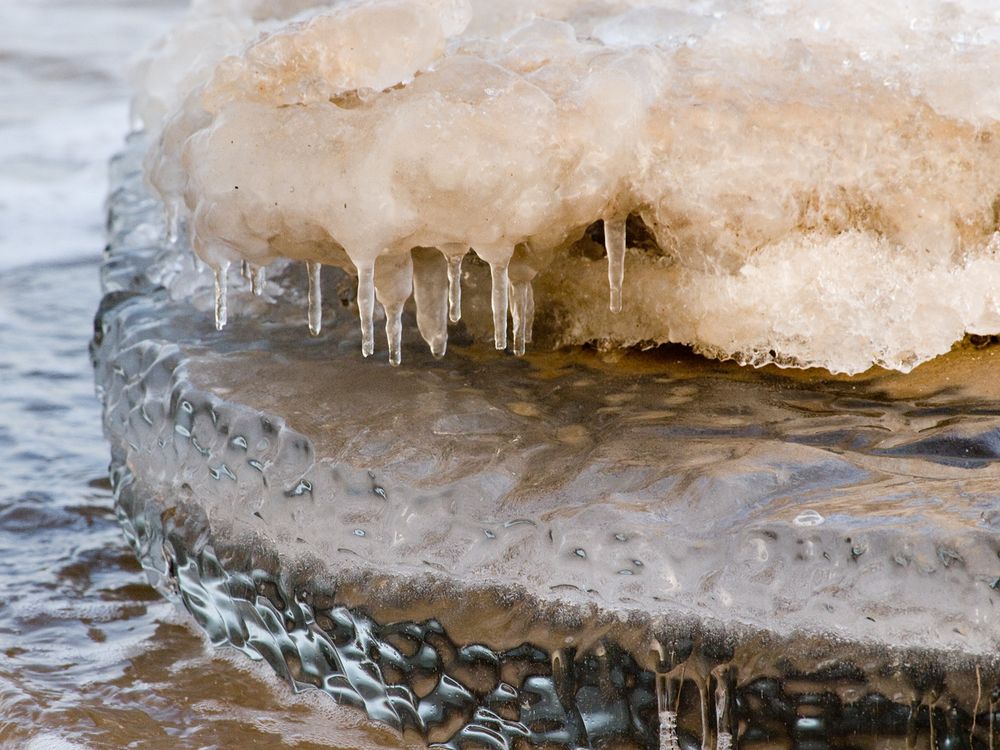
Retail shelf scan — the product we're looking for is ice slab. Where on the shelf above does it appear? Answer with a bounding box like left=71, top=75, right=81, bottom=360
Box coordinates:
left=95, top=137, right=1000, bottom=748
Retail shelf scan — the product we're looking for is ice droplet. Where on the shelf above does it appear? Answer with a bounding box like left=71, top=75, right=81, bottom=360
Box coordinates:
left=604, top=217, right=626, bottom=313
left=307, top=261, right=322, bottom=336
left=412, top=247, right=449, bottom=358
left=214, top=261, right=230, bottom=331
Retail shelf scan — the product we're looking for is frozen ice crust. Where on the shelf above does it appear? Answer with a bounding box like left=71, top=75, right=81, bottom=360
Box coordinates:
left=142, top=0, right=1000, bottom=374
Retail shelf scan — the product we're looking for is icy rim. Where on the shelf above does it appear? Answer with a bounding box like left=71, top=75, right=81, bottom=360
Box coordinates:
left=94, top=137, right=1000, bottom=747
left=137, top=0, right=1000, bottom=374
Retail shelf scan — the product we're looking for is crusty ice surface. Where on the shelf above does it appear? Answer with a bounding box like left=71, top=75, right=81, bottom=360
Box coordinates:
left=98, top=139, right=1000, bottom=663
left=142, top=0, right=1000, bottom=374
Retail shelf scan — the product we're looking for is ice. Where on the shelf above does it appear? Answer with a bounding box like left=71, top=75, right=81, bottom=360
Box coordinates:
left=95, top=135, right=1000, bottom=746
left=306, top=261, right=322, bottom=335
left=213, top=261, right=229, bottom=330
left=373, top=252, right=413, bottom=365
left=140, top=0, right=1000, bottom=372
left=603, top=218, right=627, bottom=314
left=442, top=246, right=466, bottom=323
left=411, top=248, right=449, bottom=358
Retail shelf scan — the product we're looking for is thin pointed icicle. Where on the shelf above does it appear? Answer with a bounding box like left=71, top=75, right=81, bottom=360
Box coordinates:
left=356, top=260, right=376, bottom=357
left=412, top=248, right=449, bottom=358
left=508, top=247, right=536, bottom=355
left=240, top=259, right=251, bottom=281
left=446, top=253, right=464, bottom=322
left=713, top=667, right=734, bottom=750
left=489, top=261, right=510, bottom=350
left=524, top=282, right=535, bottom=344
left=374, top=252, right=413, bottom=366
left=654, top=647, right=681, bottom=750
left=384, top=300, right=405, bottom=365
left=307, top=261, right=322, bottom=336
left=604, top=217, right=627, bottom=313
left=509, top=280, right=532, bottom=356
left=659, top=710, right=681, bottom=750
left=252, top=266, right=266, bottom=296
left=213, top=261, right=230, bottom=331
left=165, top=201, right=181, bottom=246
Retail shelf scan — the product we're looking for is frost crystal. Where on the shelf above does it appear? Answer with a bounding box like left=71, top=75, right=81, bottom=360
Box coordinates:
left=140, top=0, right=1000, bottom=373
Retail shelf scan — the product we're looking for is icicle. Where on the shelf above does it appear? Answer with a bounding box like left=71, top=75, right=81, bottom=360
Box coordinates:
left=604, top=217, right=627, bottom=313
left=374, top=252, right=414, bottom=366
left=385, top=303, right=404, bottom=365
left=654, top=641, right=682, bottom=750
left=508, top=246, right=537, bottom=356
left=906, top=696, right=921, bottom=750
left=240, top=259, right=251, bottom=281
left=165, top=201, right=181, bottom=245
left=446, top=253, right=464, bottom=322
left=439, top=244, right=466, bottom=323
left=307, top=261, right=322, bottom=336
left=699, top=679, right=711, bottom=750
left=489, top=261, right=510, bottom=350
left=524, top=282, right=535, bottom=344
left=412, top=248, right=449, bottom=358
left=213, top=261, right=230, bottom=331
left=659, top=708, right=682, bottom=750
left=356, top=260, right=376, bottom=357
left=509, top=281, right=532, bottom=356
left=252, top=266, right=266, bottom=296
left=713, top=666, right=735, bottom=750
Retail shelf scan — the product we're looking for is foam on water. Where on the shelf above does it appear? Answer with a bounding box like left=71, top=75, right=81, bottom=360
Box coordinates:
left=139, top=0, right=1000, bottom=373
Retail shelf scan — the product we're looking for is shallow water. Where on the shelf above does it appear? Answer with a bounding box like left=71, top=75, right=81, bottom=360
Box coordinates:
left=0, top=0, right=394, bottom=745
left=0, top=259, right=403, bottom=748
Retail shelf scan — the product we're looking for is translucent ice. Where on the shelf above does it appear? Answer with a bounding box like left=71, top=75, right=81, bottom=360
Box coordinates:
left=141, top=0, right=1000, bottom=372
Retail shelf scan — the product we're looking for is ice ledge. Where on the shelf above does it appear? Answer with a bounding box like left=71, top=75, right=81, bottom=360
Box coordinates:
left=94, top=137, right=1000, bottom=746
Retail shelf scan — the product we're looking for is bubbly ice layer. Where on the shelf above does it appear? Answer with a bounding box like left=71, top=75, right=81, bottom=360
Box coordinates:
left=143, top=0, right=1000, bottom=373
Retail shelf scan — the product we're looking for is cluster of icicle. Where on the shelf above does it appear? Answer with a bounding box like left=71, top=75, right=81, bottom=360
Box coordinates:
left=139, top=0, right=1000, bottom=372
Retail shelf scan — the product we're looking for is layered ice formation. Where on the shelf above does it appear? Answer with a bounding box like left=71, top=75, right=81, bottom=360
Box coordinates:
left=140, top=0, right=1000, bottom=373
left=94, top=137, right=1000, bottom=748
